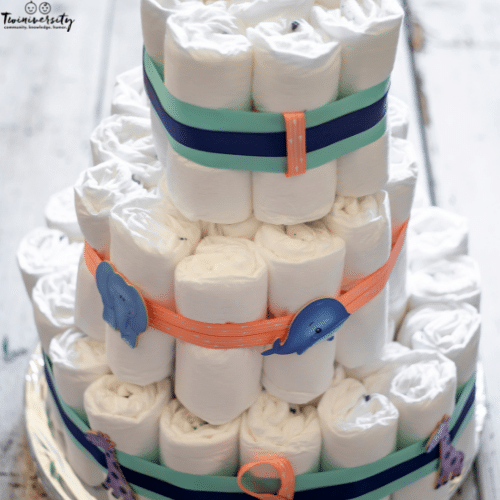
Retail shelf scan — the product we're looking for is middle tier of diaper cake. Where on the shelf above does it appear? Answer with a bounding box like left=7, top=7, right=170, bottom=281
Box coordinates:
left=19, top=1, right=483, bottom=499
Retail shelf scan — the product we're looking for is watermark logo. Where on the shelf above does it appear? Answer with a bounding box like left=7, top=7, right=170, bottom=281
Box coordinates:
left=3, top=2, right=74, bottom=31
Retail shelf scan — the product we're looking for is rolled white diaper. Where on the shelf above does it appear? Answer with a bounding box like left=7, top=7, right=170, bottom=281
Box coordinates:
left=318, top=378, right=398, bottom=477
left=255, top=222, right=345, bottom=403
left=161, top=4, right=253, bottom=223
left=141, top=0, right=202, bottom=68
left=388, top=94, right=410, bottom=139
left=255, top=222, right=345, bottom=316
left=74, top=159, right=146, bottom=255
left=249, top=19, right=340, bottom=225
left=390, top=354, right=457, bottom=448
left=90, top=114, right=162, bottom=190
left=74, top=253, right=107, bottom=341
left=44, top=186, right=84, bottom=242
left=324, top=191, right=391, bottom=291
left=408, top=206, right=469, bottom=271
left=32, top=268, right=77, bottom=353
left=111, top=66, right=150, bottom=119
left=174, top=236, right=267, bottom=424
left=240, top=392, right=322, bottom=478
left=203, top=215, right=263, bottom=240
left=229, top=0, right=314, bottom=27
left=159, top=398, right=241, bottom=475
left=408, top=255, right=481, bottom=311
left=390, top=354, right=457, bottom=500
left=164, top=4, right=253, bottom=110
left=397, top=302, right=480, bottom=386
left=165, top=147, right=253, bottom=223
left=311, top=0, right=402, bottom=197
left=175, top=236, right=268, bottom=323
left=310, top=0, right=404, bottom=97
left=324, top=192, right=391, bottom=367
left=335, top=132, right=389, bottom=198
left=17, top=227, right=82, bottom=297
left=84, top=374, right=171, bottom=462
left=105, top=193, right=201, bottom=386
left=49, top=327, right=109, bottom=412
left=385, top=137, right=418, bottom=335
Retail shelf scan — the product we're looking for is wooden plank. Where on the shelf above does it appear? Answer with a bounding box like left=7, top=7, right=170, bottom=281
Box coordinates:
left=406, top=1, right=500, bottom=498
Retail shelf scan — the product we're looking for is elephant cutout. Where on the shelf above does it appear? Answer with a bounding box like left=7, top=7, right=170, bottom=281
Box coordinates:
left=96, top=261, right=148, bottom=348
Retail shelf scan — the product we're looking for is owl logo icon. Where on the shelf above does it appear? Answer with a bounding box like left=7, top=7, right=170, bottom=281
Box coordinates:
left=25, top=1, right=37, bottom=14
left=39, top=2, right=51, bottom=14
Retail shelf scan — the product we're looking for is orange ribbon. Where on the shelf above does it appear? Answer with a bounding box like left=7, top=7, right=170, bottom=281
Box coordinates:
left=237, top=456, right=295, bottom=500
left=85, top=218, right=408, bottom=349
left=283, top=112, right=307, bottom=177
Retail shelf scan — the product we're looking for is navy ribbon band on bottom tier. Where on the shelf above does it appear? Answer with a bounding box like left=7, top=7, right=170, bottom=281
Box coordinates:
left=43, top=352, right=476, bottom=500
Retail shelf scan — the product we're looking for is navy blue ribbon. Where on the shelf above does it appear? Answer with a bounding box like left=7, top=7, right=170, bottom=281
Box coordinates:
left=43, top=353, right=475, bottom=500
left=143, top=61, right=387, bottom=159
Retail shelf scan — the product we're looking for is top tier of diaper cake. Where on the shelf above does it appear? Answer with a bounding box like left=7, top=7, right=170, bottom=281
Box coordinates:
left=18, top=1, right=483, bottom=500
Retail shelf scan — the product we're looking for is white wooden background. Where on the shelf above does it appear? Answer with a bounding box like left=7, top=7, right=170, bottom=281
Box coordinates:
left=0, top=0, right=497, bottom=498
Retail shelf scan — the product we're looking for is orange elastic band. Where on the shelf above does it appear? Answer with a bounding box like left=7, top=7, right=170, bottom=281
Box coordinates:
left=283, top=112, right=307, bottom=177
left=84, top=218, right=408, bottom=349
left=237, top=455, right=295, bottom=500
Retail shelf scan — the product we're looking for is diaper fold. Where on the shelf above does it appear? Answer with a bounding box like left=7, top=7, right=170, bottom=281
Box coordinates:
left=159, top=398, right=241, bottom=475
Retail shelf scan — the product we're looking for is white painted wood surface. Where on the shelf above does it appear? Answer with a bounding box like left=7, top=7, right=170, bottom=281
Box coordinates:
left=0, top=0, right=494, bottom=498
left=406, top=1, right=500, bottom=499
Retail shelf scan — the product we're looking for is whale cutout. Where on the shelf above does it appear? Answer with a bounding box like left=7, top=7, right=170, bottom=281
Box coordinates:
left=262, top=297, right=350, bottom=356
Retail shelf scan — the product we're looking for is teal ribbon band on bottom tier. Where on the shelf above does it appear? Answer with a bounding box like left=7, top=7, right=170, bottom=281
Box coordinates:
left=143, top=48, right=389, bottom=173
left=43, top=352, right=476, bottom=500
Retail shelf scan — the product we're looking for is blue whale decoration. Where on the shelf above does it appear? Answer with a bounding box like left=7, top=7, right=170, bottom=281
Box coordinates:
left=262, top=297, right=350, bottom=356
left=96, top=261, right=148, bottom=348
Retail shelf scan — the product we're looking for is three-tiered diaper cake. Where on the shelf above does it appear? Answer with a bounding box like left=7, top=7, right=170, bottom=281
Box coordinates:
left=18, top=0, right=483, bottom=499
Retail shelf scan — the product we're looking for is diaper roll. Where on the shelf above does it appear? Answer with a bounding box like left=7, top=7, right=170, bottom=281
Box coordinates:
left=390, top=354, right=457, bottom=500
left=49, top=327, right=110, bottom=413
left=49, top=328, right=110, bottom=487
left=335, top=131, right=390, bottom=198
left=240, top=392, right=321, bottom=480
left=74, top=252, right=106, bottom=341
left=310, top=0, right=404, bottom=98
left=32, top=268, right=77, bottom=353
left=74, top=160, right=146, bottom=255
left=255, top=222, right=345, bottom=403
left=249, top=19, right=340, bottom=225
left=165, top=146, right=253, bottom=223
left=106, top=193, right=201, bottom=386
left=408, top=255, right=481, bottom=311
left=174, top=236, right=268, bottom=424
left=408, top=206, right=469, bottom=272
left=84, top=374, right=171, bottom=462
left=324, top=191, right=391, bottom=291
left=91, top=114, right=163, bottom=190
left=159, top=398, right=241, bottom=475
left=229, top=0, right=314, bottom=27
left=385, top=137, right=418, bottom=335
left=111, top=66, right=150, bottom=119
left=388, top=94, right=410, bottom=139
left=17, top=227, right=82, bottom=297
left=141, top=0, right=198, bottom=68
left=44, top=186, right=84, bottom=242
left=203, top=215, right=263, bottom=240
left=324, top=192, right=391, bottom=368
left=318, top=378, right=398, bottom=485
left=397, top=302, right=481, bottom=386
left=161, top=5, right=253, bottom=223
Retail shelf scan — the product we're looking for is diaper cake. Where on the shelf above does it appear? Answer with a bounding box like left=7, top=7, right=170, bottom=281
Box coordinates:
left=19, top=1, right=482, bottom=499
